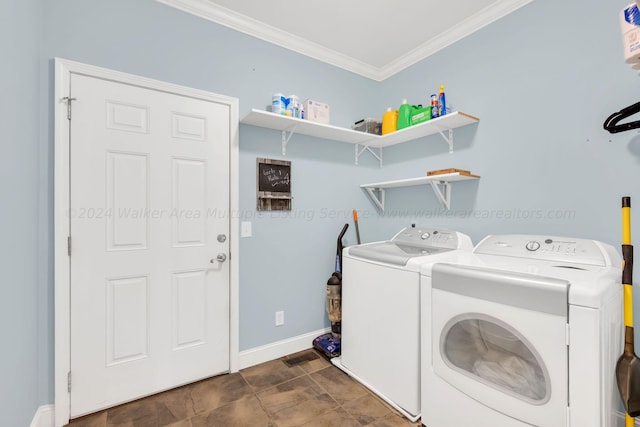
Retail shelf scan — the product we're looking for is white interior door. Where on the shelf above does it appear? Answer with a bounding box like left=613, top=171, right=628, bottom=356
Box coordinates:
left=69, top=73, right=230, bottom=417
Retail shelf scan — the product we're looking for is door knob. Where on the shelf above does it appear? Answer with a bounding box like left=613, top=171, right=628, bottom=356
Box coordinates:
left=211, top=253, right=227, bottom=263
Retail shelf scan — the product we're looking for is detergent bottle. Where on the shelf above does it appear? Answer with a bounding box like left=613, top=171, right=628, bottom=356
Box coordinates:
left=397, top=99, right=412, bottom=130
left=382, top=107, right=398, bottom=134
left=438, top=85, right=447, bottom=117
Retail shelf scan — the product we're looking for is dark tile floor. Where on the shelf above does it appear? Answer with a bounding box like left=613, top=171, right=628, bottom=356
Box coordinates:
left=66, top=349, right=421, bottom=427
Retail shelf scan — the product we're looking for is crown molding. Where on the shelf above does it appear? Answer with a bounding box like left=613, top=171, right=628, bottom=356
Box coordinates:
left=157, top=0, right=532, bottom=82
left=378, top=0, right=533, bottom=80
left=156, top=0, right=383, bottom=80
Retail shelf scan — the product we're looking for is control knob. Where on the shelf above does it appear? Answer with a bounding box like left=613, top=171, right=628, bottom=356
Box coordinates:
left=525, top=241, right=540, bottom=251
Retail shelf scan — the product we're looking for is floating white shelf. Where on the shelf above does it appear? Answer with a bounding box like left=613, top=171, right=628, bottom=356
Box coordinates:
left=240, top=109, right=479, bottom=166
left=361, top=172, right=480, bottom=211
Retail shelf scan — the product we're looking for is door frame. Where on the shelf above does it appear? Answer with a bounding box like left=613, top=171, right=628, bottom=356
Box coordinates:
left=53, top=57, right=240, bottom=427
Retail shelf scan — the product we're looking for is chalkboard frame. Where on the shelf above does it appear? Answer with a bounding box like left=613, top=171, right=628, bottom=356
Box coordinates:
left=256, top=157, right=292, bottom=211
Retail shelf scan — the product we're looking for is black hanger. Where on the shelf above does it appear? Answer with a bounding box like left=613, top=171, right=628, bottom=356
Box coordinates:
left=604, top=101, right=640, bottom=133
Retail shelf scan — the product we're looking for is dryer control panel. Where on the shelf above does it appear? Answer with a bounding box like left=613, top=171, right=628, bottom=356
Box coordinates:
left=474, top=234, right=618, bottom=266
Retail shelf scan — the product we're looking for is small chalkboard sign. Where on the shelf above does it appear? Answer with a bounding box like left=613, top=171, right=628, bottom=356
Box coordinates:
left=256, top=158, right=292, bottom=211
left=258, top=162, right=291, bottom=193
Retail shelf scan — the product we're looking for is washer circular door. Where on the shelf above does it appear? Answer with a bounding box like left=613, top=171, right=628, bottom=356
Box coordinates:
left=430, top=263, right=569, bottom=427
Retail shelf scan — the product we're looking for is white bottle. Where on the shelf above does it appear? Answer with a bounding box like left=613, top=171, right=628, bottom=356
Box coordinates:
left=288, top=94, right=300, bottom=118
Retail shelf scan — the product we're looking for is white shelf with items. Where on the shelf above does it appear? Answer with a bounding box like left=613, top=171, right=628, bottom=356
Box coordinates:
left=240, top=109, right=479, bottom=167
left=361, top=172, right=480, bottom=211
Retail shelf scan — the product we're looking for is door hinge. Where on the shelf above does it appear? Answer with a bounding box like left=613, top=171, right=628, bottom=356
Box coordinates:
left=62, top=97, right=77, bottom=120
left=67, top=236, right=71, bottom=256
left=67, top=371, right=72, bottom=393
left=565, top=323, right=570, bottom=346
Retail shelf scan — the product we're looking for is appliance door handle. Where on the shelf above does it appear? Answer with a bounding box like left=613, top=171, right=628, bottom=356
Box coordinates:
left=432, top=263, right=569, bottom=316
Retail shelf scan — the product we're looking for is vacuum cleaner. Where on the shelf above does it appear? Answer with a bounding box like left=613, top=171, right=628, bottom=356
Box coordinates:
left=313, top=223, right=349, bottom=358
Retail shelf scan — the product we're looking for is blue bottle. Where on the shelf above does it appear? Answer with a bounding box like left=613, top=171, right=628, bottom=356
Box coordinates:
left=438, top=85, right=446, bottom=116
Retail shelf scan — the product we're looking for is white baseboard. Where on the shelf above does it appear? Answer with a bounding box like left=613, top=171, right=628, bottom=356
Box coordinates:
left=238, top=327, right=331, bottom=370
left=30, top=405, right=54, bottom=427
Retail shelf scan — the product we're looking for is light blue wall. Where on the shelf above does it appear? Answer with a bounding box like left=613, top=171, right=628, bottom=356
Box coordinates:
left=6, top=0, right=640, bottom=422
left=1, top=0, right=43, bottom=426
left=40, top=0, right=380, bottom=353
left=373, top=0, right=640, bottom=248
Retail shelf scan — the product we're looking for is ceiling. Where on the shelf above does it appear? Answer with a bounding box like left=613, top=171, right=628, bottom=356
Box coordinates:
left=157, top=0, right=532, bottom=81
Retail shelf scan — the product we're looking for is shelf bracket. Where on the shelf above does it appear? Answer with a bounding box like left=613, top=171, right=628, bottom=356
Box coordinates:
left=435, top=128, right=455, bottom=153
left=364, top=187, right=385, bottom=211
left=281, top=125, right=299, bottom=155
left=355, top=144, right=383, bottom=167
left=429, top=180, right=452, bottom=210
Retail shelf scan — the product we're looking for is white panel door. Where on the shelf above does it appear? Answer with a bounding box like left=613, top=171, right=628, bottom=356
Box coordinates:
left=69, top=73, right=230, bottom=417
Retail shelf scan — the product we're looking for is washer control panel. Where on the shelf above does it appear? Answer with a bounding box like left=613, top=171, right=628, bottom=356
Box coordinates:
left=393, top=226, right=461, bottom=249
left=475, top=234, right=614, bottom=266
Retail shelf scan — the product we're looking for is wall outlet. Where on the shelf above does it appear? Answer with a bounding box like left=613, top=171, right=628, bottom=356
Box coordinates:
left=275, top=311, right=284, bottom=326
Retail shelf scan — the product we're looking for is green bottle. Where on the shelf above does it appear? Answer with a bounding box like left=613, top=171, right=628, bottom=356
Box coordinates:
left=397, top=99, right=412, bottom=130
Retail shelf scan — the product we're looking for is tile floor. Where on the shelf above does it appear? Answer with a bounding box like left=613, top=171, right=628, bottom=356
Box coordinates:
left=66, top=349, right=421, bottom=427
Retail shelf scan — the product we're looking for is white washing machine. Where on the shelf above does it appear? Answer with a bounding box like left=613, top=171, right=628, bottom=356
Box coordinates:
left=420, top=234, right=622, bottom=427
left=332, top=226, right=473, bottom=421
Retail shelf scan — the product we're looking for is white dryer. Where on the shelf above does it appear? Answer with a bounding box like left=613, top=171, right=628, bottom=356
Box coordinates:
left=420, top=235, right=622, bottom=427
left=332, top=226, right=473, bottom=421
